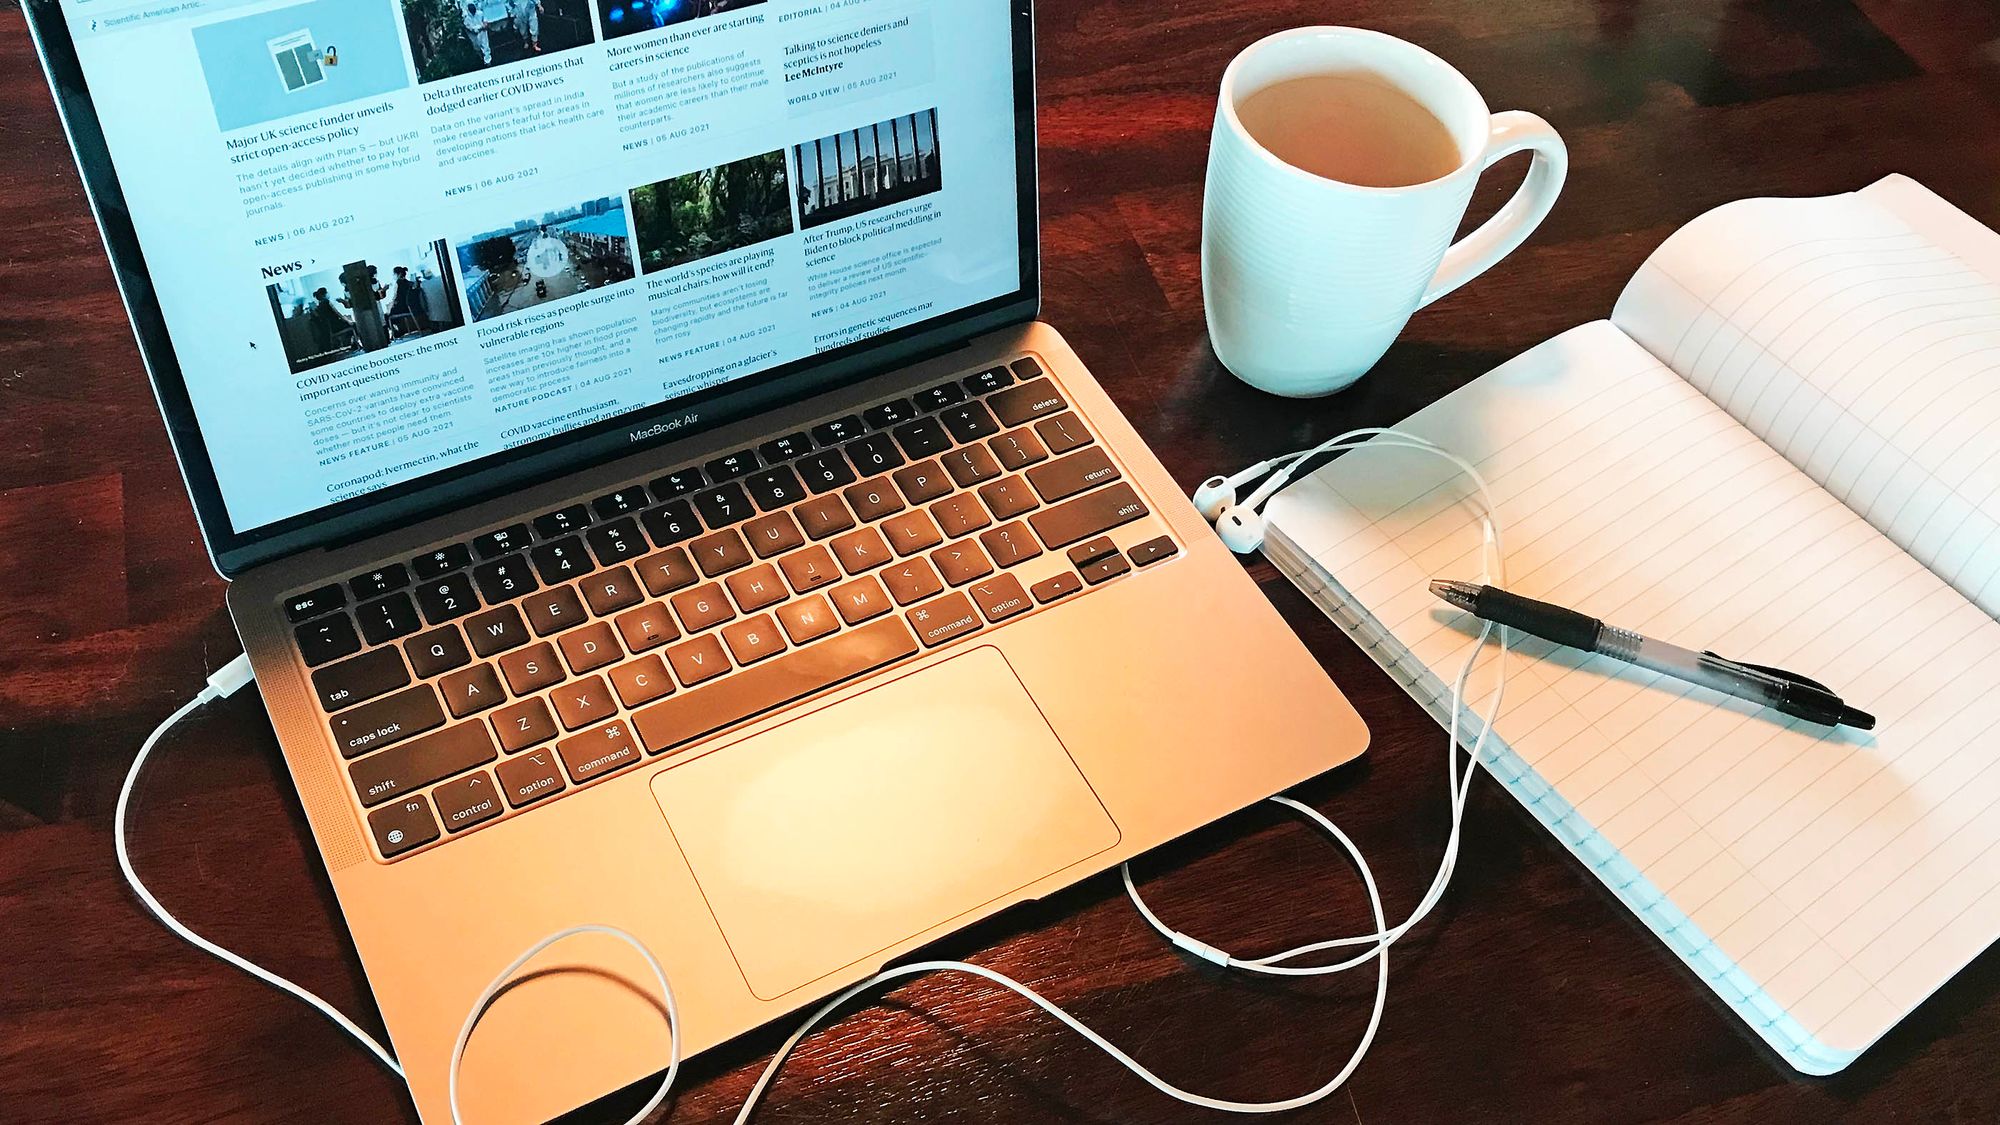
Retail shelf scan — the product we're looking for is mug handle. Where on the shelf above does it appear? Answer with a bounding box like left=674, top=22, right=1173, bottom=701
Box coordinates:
left=1418, top=110, right=1569, bottom=309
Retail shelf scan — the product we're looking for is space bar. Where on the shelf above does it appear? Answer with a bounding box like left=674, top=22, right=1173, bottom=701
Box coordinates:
left=632, top=617, right=920, bottom=754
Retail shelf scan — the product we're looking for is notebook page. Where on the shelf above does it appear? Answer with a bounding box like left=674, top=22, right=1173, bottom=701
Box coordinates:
left=1264, top=320, right=2000, bottom=1064
left=1612, top=176, right=2000, bottom=620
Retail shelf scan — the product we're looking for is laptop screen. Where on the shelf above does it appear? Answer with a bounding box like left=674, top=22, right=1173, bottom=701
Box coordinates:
left=52, top=0, right=1027, bottom=541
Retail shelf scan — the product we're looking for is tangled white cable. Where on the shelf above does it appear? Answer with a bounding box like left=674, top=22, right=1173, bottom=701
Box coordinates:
left=117, top=427, right=1509, bottom=1123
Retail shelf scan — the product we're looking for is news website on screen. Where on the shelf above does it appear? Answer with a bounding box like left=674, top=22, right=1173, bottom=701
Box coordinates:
left=63, top=0, right=1023, bottom=533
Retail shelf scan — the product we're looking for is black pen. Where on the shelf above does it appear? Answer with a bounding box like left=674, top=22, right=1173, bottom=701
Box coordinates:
left=1429, top=580, right=1875, bottom=731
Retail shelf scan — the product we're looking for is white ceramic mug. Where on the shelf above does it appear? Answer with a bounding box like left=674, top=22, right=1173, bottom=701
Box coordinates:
left=1203, top=27, right=1568, bottom=397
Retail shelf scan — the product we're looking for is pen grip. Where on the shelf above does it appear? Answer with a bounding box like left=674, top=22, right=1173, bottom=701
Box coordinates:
left=1476, top=586, right=1602, bottom=650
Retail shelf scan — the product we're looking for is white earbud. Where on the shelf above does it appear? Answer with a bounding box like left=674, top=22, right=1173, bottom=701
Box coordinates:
left=1193, top=459, right=1279, bottom=522
left=1196, top=429, right=1458, bottom=556
left=1215, top=504, right=1267, bottom=553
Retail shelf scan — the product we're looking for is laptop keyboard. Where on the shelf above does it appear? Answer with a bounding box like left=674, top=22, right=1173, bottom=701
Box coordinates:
left=282, top=356, right=1181, bottom=862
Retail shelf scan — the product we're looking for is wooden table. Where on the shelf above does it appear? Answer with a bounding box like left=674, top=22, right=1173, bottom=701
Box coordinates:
left=5, top=2, right=1999, bottom=1121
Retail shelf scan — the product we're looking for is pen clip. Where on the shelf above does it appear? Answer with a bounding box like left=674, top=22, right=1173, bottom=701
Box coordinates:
left=1704, top=652, right=1832, bottom=694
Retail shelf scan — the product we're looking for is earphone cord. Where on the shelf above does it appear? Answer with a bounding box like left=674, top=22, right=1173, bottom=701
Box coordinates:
left=115, top=429, right=1505, bottom=1123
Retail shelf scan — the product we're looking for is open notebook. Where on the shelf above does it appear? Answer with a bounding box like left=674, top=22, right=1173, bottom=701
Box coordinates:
left=1264, top=176, right=2000, bottom=1074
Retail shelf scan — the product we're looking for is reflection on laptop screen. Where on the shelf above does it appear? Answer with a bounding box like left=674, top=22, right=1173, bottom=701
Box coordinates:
left=61, top=0, right=1023, bottom=534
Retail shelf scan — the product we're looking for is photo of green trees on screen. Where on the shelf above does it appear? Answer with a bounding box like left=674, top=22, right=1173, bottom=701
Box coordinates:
left=631, top=149, right=795, bottom=274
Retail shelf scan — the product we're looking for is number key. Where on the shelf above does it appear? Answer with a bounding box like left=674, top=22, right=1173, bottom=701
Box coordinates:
left=584, top=517, right=646, bottom=566
left=355, top=593, right=422, bottom=645
left=415, top=573, right=479, bottom=624
left=529, top=537, right=595, bottom=584
left=472, top=555, right=539, bottom=603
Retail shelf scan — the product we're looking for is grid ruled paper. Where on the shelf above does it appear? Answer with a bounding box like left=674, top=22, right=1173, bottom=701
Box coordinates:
left=1264, top=319, right=2000, bottom=1070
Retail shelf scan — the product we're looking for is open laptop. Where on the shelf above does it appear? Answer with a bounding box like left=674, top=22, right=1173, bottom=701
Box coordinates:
left=29, top=1, right=1368, bottom=1120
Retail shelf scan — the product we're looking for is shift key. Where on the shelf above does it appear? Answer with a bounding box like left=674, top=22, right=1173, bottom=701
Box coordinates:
left=1028, top=483, right=1149, bottom=549
left=350, top=721, right=497, bottom=807
left=328, top=685, right=444, bottom=759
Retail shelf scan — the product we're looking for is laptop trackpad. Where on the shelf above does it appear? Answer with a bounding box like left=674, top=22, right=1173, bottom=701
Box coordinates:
left=650, top=646, right=1121, bottom=1000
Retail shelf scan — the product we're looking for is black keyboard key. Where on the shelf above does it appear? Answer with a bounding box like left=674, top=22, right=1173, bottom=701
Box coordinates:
left=796, top=449, right=857, bottom=493
left=349, top=721, right=496, bottom=807
left=532, top=505, right=591, bottom=539
left=1029, top=483, right=1149, bottom=549
left=464, top=605, right=530, bottom=658
left=914, top=381, right=967, bottom=412
left=846, top=433, right=905, bottom=475
left=411, top=544, right=472, bottom=581
left=349, top=565, right=409, bottom=600
left=585, top=517, right=647, bottom=565
left=414, top=572, right=480, bottom=624
left=592, top=487, right=649, bottom=520
left=529, top=537, right=595, bottom=584
left=369, top=794, right=440, bottom=858
left=1010, top=356, right=1044, bottom=380
left=891, top=417, right=952, bottom=460
left=295, top=614, right=361, bottom=667
left=940, top=401, right=1000, bottom=443
left=862, top=399, right=918, bottom=429
left=745, top=466, right=807, bottom=511
left=759, top=432, right=813, bottom=463
left=649, top=468, right=705, bottom=500
left=965, top=366, right=1014, bottom=395
left=329, top=685, right=445, bottom=759
left=312, top=647, right=410, bottom=712
left=693, top=483, right=753, bottom=527
left=1036, top=415, right=1092, bottom=459
left=1080, top=552, right=1131, bottom=585
left=811, top=415, right=867, bottom=446
left=407, top=626, right=472, bottom=678
left=355, top=593, right=423, bottom=645
left=704, top=450, right=759, bottom=481
left=472, top=555, right=539, bottom=603
left=472, top=525, right=532, bottom=560
left=642, top=500, right=703, bottom=546
left=285, top=584, right=345, bottom=623
left=990, top=378, right=1070, bottom=428
left=1130, top=535, right=1179, bottom=567
left=1027, top=447, right=1121, bottom=503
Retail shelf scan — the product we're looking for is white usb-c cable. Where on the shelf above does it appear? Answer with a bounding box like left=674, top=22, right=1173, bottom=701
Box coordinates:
left=116, top=429, right=1509, bottom=1122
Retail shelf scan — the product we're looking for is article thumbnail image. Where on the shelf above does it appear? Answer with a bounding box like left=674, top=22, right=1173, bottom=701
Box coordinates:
left=631, top=150, right=794, bottom=274
left=597, top=0, right=768, bottom=42
left=401, top=0, right=598, bottom=84
left=266, top=240, right=466, bottom=375
left=190, top=0, right=411, bottom=133
left=457, top=197, right=636, bottom=322
left=795, top=109, right=942, bottom=231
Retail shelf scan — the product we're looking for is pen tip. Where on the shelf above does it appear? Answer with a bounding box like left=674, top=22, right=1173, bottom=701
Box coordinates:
left=1841, top=707, right=1877, bottom=731
left=1429, top=579, right=1480, bottom=612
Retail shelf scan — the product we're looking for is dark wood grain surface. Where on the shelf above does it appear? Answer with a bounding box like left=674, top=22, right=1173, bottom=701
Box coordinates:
left=5, top=2, right=2000, bottom=1122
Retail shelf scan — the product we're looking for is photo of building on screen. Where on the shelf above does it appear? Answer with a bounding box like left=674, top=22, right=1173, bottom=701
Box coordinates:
left=266, top=240, right=465, bottom=375
left=597, top=0, right=767, bottom=41
left=794, top=109, right=942, bottom=231
left=456, top=196, right=635, bottom=322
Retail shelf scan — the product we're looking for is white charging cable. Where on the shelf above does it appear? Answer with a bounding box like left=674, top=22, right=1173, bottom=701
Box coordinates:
left=115, top=653, right=405, bottom=1078
left=116, top=429, right=1508, bottom=1122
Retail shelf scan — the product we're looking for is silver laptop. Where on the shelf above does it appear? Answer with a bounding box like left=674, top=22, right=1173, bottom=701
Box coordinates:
left=29, top=1, right=1368, bottom=1119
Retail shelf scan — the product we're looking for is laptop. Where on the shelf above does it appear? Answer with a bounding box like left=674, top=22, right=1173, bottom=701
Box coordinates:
left=28, top=2, right=1368, bottom=1120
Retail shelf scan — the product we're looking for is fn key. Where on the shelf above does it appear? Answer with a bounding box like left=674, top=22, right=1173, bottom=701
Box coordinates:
left=368, top=795, right=440, bottom=858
